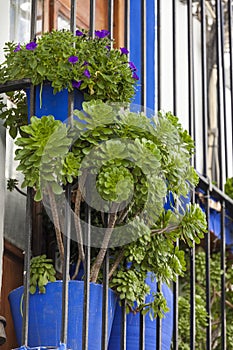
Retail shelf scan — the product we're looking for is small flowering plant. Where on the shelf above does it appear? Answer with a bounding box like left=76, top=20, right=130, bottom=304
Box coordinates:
left=0, top=29, right=138, bottom=102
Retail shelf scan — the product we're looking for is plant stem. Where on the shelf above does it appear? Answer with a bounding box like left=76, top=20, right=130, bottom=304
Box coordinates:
left=108, top=248, right=125, bottom=280
left=90, top=203, right=119, bottom=283
left=71, top=257, right=81, bottom=280
left=47, top=185, right=64, bottom=262
left=74, top=173, right=87, bottom=264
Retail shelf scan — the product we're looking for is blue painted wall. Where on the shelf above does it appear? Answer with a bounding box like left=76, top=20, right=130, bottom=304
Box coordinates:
left=130, top=0, right=156, bottom=111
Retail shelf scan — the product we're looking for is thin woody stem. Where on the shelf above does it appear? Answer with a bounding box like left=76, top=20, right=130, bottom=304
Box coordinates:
left=71, top=257, right=81, bottom=280
left=90, top=203, right=119, bottom=283
left=47, top=185, right=64, bottom=262
left=108, top=248, right=125, bottom=280
left=74, top=172, right=87, bottom=264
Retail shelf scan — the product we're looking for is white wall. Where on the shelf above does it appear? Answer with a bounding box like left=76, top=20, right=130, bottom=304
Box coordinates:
left=0, top=0, right=10, bottom=293
left=159, top=0, right=233, bottom=182
left=0, top=1, right=29, bottom=292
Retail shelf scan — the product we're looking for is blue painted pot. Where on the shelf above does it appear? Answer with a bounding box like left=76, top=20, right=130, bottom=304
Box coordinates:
left=9, top=281, right=117, bottom=349
left=25, top=84, right=84, bottom=122
left=108, top=273, right=173, bottom=350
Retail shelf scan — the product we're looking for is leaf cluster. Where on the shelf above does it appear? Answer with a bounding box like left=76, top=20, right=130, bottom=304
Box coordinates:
left=224, top=177, right=233, bottom=200
left=0, top=29, right=136, bottom=103
left=29, top=255, right=56, bottom=294
left=14, top=100, right=207, bottom=318
left=0, top=91, right=27, bottom=138
left=176, top=250, right=233, bottom=349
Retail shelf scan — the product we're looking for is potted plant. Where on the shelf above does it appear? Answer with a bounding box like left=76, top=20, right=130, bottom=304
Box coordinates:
left=0, top=28, right=138, bottom=123
left=8, top=99, right=207, bottom=349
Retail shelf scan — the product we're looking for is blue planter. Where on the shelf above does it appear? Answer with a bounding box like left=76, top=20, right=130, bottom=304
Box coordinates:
left=25, top=84, right=84, bottom=122
left=108, top=273, right=173, bottom=350
left=9, top=281, right=117, bottom=349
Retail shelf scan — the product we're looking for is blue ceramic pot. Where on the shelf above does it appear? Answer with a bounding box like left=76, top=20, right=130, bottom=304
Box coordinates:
left=108, top=273, right=173, bottom=350
left=25, top=84, right=84, bottom=122
left=9, top=280, right=117, bottom=349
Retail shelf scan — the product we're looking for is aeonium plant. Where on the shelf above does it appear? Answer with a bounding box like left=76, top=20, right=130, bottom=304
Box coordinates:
left=14, top=100, right=207, bottom=318
left=0, top=28, right=138, bottom=102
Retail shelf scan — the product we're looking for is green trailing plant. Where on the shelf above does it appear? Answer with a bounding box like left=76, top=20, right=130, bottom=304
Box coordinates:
left=176, top=250, right=233, bottom=349
left=0, top=28, right=137, bottom=102
left=0, top=29, right=138, bottom=139
left=14, top=100, right=207, bottom=318
left=0, top=90, right=27, bottom=138
left=225, top=177, right=233, bottom=200
left=29, top=255, right=56, bottom=294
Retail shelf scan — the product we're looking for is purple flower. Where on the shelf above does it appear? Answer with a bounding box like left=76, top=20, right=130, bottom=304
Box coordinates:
left=68, top=56, right=78, bottom=64
left=72, top=80, right=83, bottom=89
left=120, top=47, right=129, bottom=55
left=14, top=43, right=21, bottom=52
left=82, top=61, right=89, bottom=66
left=132, top=72, right=139, bottom=80
left=129, top=61, right=137, bottom=71
left=83, top=69, right=91, bottom=78
left=95, top=30, right=110, bottom=38
left=105, top=45, right=111, bottom=51
left=76, top=30, right=84, bottom=37
left=26, top=42, right=37, bottom=51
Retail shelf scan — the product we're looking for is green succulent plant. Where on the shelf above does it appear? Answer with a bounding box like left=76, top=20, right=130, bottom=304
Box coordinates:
left=176, top=250, right=233, bottom=349
left=29, top=255, right=56, bottom=294
left=14, top=100, right=207, bottom=318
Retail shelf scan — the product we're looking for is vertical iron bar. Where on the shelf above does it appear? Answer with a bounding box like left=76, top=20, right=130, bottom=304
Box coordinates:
left=60, top=185, right=71, bottom=345
left=22, top=1, right=37, bottom=345
left=60, top=2, right=77, bottom=344
left=172, top=3, right=178, bottom=349
left=124, top=0, right=130, bottom=49
left=108, top=0, right=114, bottom=41
left=70, top=0, right=77, bottom=34
left=219, top=0, right=228, bottom=179
left=156, top=282, right=161, bottom=350
left=216, top=0, right=224, bottom=190
left=201, top=0, right=208, bottom=177
left=141, top=0, right=146, bottom=108
left=101, top=248, right=109, bottom=350
left=140, top=3, right=146, bottom=347
left=187, top=1, right=195, bottom=347
left=172, top=0, right=177, bottom=115
left=187, top=0, right=195, bottom=167
left=228, top=0, right=233, bottom=160
left=120, top=300, right=127, bottom=350
left=82, top=204, right=91, bottom=350
left=157, top=0, right=161, bottom=111
left=21, top=187, right=33, bottom=346
left=189, top=245, right=196, bottom=350
left=220, top=201, right=226, bottom=350
left=90, top=0, right=96, bottom=37
left=139, top=313, right=145, bottom=350
left=205, top=187, right=211, bottom=349
left=30, top=0, right=37, bottom=41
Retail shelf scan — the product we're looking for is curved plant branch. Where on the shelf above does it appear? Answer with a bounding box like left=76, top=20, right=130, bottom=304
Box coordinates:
left=47, top=185, right=64, bottom=262
left=90, top=203, right=119, bottom=283
left=108, top=248, right=125, bottom=280
left=72, top=172, right=88, bottom=279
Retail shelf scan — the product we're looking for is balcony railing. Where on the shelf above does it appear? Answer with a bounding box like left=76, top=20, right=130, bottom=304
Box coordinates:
left=0, top=1, right=233, bottom=349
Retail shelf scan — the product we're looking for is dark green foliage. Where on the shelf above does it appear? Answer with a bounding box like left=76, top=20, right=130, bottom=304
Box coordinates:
left=0, top=91, right=27, bottom=138
left=225, top=177, right=233, bottom=200
left=29, top=255, right=56, bottom=294
left=0, top=29, right=136, bottom=103
left=14, top=100, right=207, bottom=318
left=177, top=251, right=233, bottom=349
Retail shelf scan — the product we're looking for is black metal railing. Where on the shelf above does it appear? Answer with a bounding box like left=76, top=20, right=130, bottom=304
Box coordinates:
left=0, top=0, right=233, bottom=349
